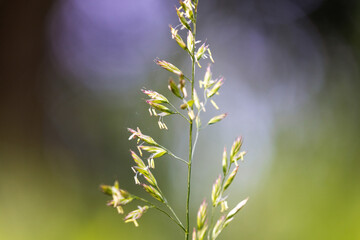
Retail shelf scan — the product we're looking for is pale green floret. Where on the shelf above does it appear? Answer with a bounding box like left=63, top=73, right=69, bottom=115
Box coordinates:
left=155, top=59, right=183, bottom=76
left=130, top=150, right=146, bottom=169
left=180, top=0, right=195, bottom=21
left=139, top=146, right=167, bottom=158
left=211, top=175, right=222, bottom=207
left=128, top=127, right=158, bottom=146
left=187, top=30, right=194, bottom=53
left=197, top=200, right=207, bottom=229
left=212, top=216, right=225, bottom=239
left=146, top=100, right=174, bottom=115
left=168, top=78, right=183, bottom=98
left=170, top=25, right=187, bottom=50
left=197, top=225, right=208, bottom=240
left=142, top=184, right=165, bottom=203
left=133, top=166, right=157, bottom=187
left=176, top=7, right=191, bottom=30
left=193, top=89, right=201, bottom=110
left=188, top=109, right=195, bottom=120
left=192, top=228, right=197, bottom=240
left=207, top=78, right=223, bottom=98
left=222, top=147, right=228, bottom=175
left=142, top=89, right=169, bottom=103
left=207, top=113, right=227, bottom=125
left=207, top=48, right=214, bottom=63
left=202, top=65, right=212, bottom=89
left=124, top=205, right=149, bottom=227
left=195, top=43, right=207, bottom=60
left=180, top=99, right=194, bottom=109
left=223, top=166, right=239, bottom=191
left=210, top=99, right=219, bottom=110
left=220, top=200, right=228, bottom=212
left=101, top=181, right=134, bottom=215
left=230, top=136, right=243, bottom=163
left=224, top=198, right=248, bottom=227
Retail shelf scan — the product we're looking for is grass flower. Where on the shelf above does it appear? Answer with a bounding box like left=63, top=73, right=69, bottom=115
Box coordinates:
left=101, top=0, right=249, bottom=237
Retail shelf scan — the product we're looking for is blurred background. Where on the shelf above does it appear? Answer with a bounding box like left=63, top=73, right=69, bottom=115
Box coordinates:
left=1, top=0, right=360, bottom=239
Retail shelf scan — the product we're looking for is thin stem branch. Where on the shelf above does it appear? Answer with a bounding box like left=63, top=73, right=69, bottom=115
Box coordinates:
left=165, top=199, right=184, bottom=229
left=168, top=102, right=191, bottom=123
left=156, top=185, right=185, bottom=230
left=176, top=111, right=191, bottom=123
left=168, top=151, right=189, bottom=165
left=191, top=88, right=208, bottom=158
left=134, top=196, right=185, bottom=232
left=157, top=144, right=189, bottom=165
left=191, top=127, right=200, bottom=159
left=183, top=75, right=192, bottom=83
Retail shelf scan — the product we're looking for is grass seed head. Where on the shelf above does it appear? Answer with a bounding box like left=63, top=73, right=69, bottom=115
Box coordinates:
left=124, top=205, right=149, bottom=227
left=223, top=166, right=239, bottom=191
left=197, top=199, right=208, bottom=229
left=187, top=30, right=194, bottom=53
left=207, top=78, right=224, bottom=98
left=142, top=184, right=165, bottom=203
left=170, top=25, right=187, bottom=50
left=226, top=197, right=248, bottom=222
left=155, top=59, right=183, bottom=76
left=168, top=78, right=183, bottom=99
left=230, top=136, right=243, bottom=163
left=222, top=147, right=228, bottom=176
left=142, top=89, right=169, bottom=104
left=207, top=113, right=227, bottom=125
left=211, top=175, right=222, bottom=207
left=212, top=215, right=225, bottom=239
left=128, top=128, right=158, bottom=146
left=192, top=228, right=197, bottom=240
left=176, top=7, right=191, bottom=30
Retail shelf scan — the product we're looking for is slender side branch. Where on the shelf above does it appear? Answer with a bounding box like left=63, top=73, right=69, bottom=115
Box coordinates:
left=191, top=90, right=208, bottom=159
left=168, top=151, right=189, bottom=165
left=168, top=102, right=191, bottom=123
left=157, top=144, right=189, bottom=165
left=134, top=196, right=185, bottom=232
left=191, top=127, right=200, bottom=159
left=155, top=186, right=185, bottom=230
left=183, top=75, right=192, bottom=83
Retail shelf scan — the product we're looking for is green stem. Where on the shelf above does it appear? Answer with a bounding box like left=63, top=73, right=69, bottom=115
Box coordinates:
left=185, top=17, right=197, bottom=240
left=185, top=118, right=193, bottom=240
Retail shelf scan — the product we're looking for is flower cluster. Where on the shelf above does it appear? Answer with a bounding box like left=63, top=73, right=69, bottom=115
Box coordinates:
left=100, top=181, right=134, bottom=214
left=101, top=0, right=249, bottom=237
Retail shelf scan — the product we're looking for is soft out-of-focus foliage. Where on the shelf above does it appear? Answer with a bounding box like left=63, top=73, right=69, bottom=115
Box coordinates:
left=1, top=0, right=360, bottom=239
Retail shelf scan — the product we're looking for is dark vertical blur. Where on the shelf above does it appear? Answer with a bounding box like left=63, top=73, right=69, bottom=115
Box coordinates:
left=0, top=0, right=54, bottom=157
